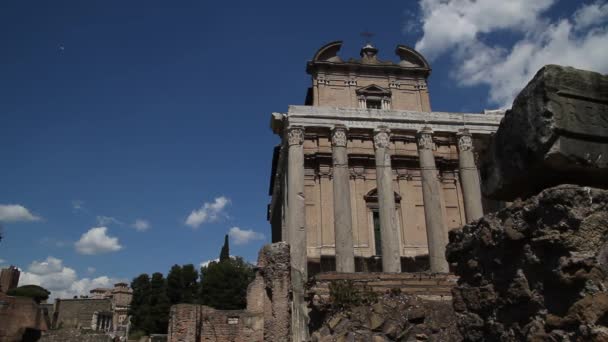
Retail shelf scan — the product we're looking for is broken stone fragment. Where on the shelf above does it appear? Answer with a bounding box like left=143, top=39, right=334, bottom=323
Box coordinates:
left=482, top=65, right=608, bottom=200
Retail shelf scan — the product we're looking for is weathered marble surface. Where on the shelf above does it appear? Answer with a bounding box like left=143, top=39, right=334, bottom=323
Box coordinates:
left=483, top=65, right=608, bottom=200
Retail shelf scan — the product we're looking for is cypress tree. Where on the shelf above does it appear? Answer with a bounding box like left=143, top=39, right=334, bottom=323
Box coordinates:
left=219, top=234, right=230, bottom=262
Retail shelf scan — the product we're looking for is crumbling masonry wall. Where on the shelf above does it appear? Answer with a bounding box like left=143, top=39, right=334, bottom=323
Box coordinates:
left=167, top=242, right=291, bottom=342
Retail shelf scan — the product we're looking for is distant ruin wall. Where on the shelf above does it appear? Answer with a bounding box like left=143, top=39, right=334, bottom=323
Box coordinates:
left=54, top=298, right=111, bottom=329
left=167, top=242, right=290, bottom=342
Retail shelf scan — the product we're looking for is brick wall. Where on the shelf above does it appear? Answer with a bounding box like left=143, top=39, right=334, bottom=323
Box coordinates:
left=168, top=305, right=262, bottom=342
left=0, top=292, right=48, bottom=342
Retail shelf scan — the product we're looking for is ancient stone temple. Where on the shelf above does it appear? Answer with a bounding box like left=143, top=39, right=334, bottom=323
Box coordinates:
left=267, top=41, right=504, bottom=275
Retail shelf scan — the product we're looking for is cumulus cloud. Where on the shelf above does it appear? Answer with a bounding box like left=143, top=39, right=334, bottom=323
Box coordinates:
left=0, top=204, right=41, bottom=222
left=131, top=219, right=150, bottom=232
left=228, top=227, right=265, bottom=245
left=185, top=196, right=230, bottom=228
left=18, top=257, right=120, bottom=300
left=75, top=227, right=123, bottom=255
left=412, top=0, right=608, bottom=107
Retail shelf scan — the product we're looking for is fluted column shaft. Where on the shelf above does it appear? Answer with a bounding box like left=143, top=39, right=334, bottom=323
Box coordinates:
left=457, top=129, right=484, bottom=222
left=417, top=127, right=449, bottom=273
left=373, top=127, right=401, bottom=273
left=285, top=126, right=309, bottom=342
left=331, top=126, right=355, bottom=273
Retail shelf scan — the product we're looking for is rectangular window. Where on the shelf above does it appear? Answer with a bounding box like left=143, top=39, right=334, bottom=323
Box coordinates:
left=366, top=99, right=382, bottom=109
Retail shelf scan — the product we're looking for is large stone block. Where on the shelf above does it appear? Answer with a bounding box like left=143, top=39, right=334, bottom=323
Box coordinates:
left=447, top=185, right=608, bottom=341
left=482, top=65, right=608, bottom=200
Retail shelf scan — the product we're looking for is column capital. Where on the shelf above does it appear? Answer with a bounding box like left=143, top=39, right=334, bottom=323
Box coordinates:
left=286, top=126, right=305, bottom=146
left=457, top=128, right=473, bottom=152
left=417, top=126, right=435, bottom=151
left=373, top=127, right=391, bottom=149
left=331, top=125, right=348, bottom=147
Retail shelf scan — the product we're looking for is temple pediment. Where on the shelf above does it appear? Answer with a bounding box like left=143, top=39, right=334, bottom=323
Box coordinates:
left=356, top=84, right=391, bottom=96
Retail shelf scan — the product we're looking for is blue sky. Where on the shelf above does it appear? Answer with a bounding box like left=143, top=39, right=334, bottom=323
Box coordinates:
left=1, top=0, right=606, bottom=298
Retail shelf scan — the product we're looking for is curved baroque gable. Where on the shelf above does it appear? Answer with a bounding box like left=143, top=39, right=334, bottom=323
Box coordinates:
left=395, top=45, right=430, bottom=69
left=312, top=41, right=343, bottom=62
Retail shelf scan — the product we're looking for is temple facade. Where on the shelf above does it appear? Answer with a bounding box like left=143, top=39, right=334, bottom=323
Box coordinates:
left=267, top=41, right=504, bottom=275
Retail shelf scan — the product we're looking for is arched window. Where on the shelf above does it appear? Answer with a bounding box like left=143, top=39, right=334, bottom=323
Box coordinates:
left=364, top=189, right=401, bottom=256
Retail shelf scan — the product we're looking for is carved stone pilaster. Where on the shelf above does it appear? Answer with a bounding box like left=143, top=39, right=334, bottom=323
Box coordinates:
left=286, top=127, right=304, bottom=146
left=373, top=128, right=391, bottom=149
left=331, top=126, right=348, bottom=147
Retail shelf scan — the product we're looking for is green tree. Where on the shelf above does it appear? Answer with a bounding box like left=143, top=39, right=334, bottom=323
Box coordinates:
left=181, top=264, right=199, bottom=304
left=7, top=285, right=50, bottom=303
left=148, top=272, right=171, bottom=334
left=199, top=257, right=254, bottom=310
left=166, top=264, right=183, bottom=305
left=219, top=234, right=230, bottom=262
left=129, top=274, right=153, bottom=334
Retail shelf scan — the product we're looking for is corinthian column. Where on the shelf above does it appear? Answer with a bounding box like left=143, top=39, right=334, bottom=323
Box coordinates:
left=373, top=127, right=401, bottom=273
left=331, top=126, right=355, bottom=273
left=417, top=127, right=449, bottom=273
left=285, top=126, right=309, bottom=342
left=457, top=129, right=484, bottom=223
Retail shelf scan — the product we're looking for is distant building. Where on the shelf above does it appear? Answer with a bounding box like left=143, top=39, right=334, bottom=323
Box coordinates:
left=0, top=266, right=20, bottom=293
left=53, top=282, right=133, bottom=337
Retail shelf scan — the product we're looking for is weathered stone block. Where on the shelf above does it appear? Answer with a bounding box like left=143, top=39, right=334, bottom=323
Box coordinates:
left=482, top=65, right=608, bottom=200
left=447, top=185, right=608, bottom=341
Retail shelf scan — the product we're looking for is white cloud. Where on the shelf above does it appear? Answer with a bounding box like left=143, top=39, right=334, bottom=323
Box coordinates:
left=574, top=1, right=608, bottom=30
left=96, top=216, right=123, bottom=226
left=0, top=204, right=41, bottom=222
left=18, top=257, right=120, bottom=300
left=87, top=267, right=96, bottom=274
left=412, top=0, right=608, bottom=107
left=28, top=256, right=64, bottom=275
left=228, top=226, right=265, bottom=245
left=131, top=219, right=150, bottom=232
left=75, top=227, right=123, bottom=255
left=185, top=196, right=230, bottom=228
left=0, top=258, right=6, bottom=265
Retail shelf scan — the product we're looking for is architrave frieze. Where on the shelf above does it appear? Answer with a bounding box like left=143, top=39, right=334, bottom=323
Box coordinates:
left=271, top=105, right=504, bottom=135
